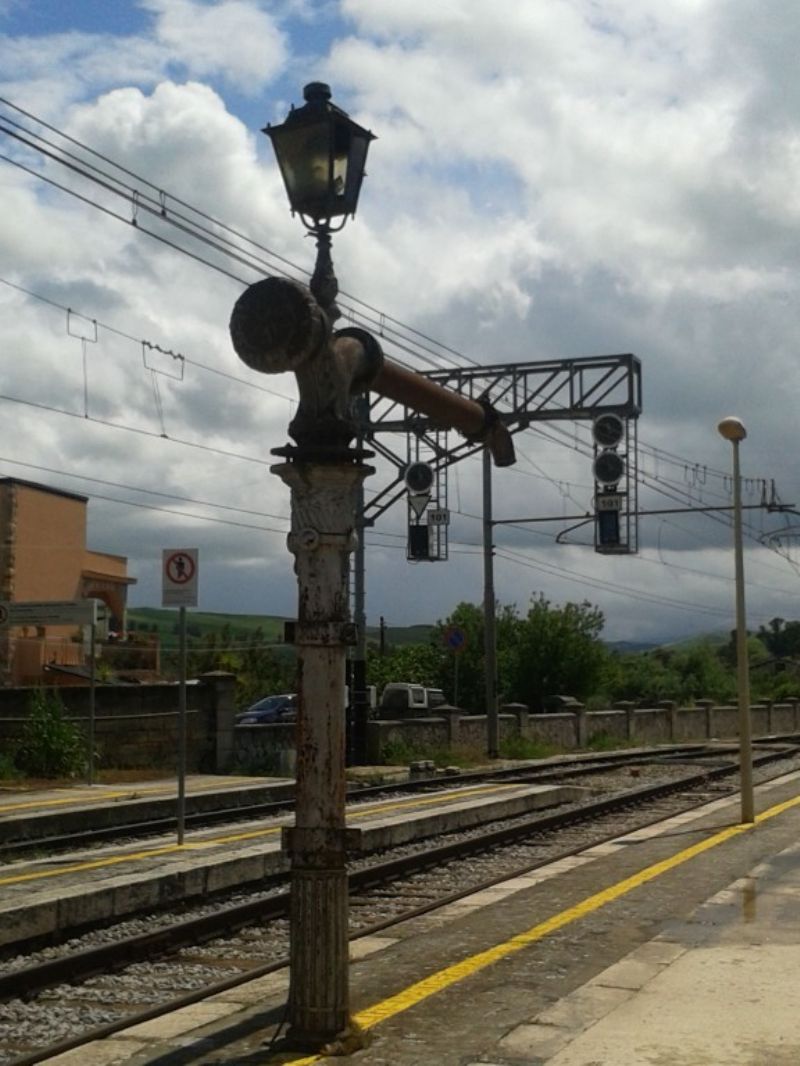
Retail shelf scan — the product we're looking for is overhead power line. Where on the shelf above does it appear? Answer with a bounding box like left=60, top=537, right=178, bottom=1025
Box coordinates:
left=2, top=95, right=796, bottom=611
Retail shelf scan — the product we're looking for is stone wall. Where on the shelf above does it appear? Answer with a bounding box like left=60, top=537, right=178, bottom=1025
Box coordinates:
left=3, top=683, right=797, bottom=774
left=0, top=672, right=237, bottom=772
left=356, top=699, right=800, bottom=767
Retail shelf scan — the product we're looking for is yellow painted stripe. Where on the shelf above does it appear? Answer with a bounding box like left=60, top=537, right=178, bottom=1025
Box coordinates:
left=0, top=783, right=515, bottom=886
left=0, top=780, right=260, bottom=814
left=0, top=789, right=161, bottom=814
left=279, top=790, right=800, bottom=1065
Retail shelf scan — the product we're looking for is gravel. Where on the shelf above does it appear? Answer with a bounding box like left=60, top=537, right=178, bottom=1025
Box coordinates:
left=1, top=752, right=797, bottom=1064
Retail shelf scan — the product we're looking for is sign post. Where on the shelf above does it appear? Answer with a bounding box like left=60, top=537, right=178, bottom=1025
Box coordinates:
left=162, top=549, right=199, bottom=845
left=443, top=624, right=467, bottom=708
left=88, top=616, right=96, bottom=786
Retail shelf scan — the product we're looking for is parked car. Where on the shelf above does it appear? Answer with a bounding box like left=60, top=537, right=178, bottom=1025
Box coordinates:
left=235, top=693, right=297, bottom=725
left=378, top=683, right=448, bottom=717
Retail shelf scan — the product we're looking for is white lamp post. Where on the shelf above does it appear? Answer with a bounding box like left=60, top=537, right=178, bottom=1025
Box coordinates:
left=717, top=416, right=755, bottom=823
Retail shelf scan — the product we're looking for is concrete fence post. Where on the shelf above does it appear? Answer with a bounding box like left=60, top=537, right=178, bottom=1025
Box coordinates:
left=440, top=706, right=461, bottom=746
left=199, top=671, right=237, bottom=772
left=613, top=701, right=636, bottom=742
left=625, top=706, right=636, bottom=742
left=575, top=705, right=587, bottom=748
left=502, top=702, right=529, bottom=737
left=696, top=699, right=715, bottom=739
left=658, top=700, right=678, bottom=741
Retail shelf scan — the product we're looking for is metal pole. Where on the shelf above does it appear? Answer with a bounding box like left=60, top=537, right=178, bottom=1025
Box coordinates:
left=731, top=438, right=755, bottom=823
left=276, top=457, right=368, bottom=1046
left=483, top=447, right=499, bottom=758
left=177, top=604, right=187, bottom=845
left=88, top=622, right=96, bottom=786
left=351, top=472, right=368, bottom=765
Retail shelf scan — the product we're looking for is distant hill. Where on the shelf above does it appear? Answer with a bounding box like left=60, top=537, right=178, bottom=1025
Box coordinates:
left=128, top=607, right=289, bottom=644
left=604, top=640, right=659, bottom=654
left=128, top=609, right=732, bottom=656
left=656, top=631, right=732, bottom=652
left=127, top=607, right=433, bottom=648
left=604, top=631, right=738, bottom=656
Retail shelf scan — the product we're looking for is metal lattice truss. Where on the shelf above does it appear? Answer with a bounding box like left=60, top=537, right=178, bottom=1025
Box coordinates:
left=363, top=353, right=642, bottom=554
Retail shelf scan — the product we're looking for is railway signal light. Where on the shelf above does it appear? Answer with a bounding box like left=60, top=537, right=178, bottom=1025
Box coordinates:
left=407, top=524, right=430, bottom=560
left=592, top=414, right=627, bottom=552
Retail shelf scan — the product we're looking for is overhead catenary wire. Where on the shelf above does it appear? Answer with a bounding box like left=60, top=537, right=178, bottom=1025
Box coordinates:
left=0, top=96, right=474, bottom=369
left=0, top=101, right=784, bottom=506
left=2, top=97, right=798, bottom=626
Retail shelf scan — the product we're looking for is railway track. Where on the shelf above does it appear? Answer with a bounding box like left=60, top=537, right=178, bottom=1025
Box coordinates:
left=0, top=742, right=762, bottom=859
left=2, top=745, right=798, bottom=1066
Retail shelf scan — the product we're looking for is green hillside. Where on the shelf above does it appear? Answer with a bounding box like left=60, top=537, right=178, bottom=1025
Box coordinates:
left=127, top=607, right=432, bottom=647
left=128, top=607, right=288, bottom=644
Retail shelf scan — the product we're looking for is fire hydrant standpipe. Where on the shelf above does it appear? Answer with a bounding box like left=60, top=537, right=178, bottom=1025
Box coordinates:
left=229, top=274, right=514, bottom=1048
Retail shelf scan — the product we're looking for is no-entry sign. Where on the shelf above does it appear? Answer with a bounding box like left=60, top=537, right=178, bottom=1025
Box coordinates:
left=162, top=548, right=199, bottom=608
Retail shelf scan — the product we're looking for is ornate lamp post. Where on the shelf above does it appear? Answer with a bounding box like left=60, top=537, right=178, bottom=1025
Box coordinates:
left=231, top=84, right=377, bottom=1051
left=231, top=85, right=514, bottom=1048
left=717, top=415, right=755, bottom=824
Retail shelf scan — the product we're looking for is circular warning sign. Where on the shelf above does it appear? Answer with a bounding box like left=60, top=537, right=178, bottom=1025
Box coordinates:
left=443, top=624, right=467, bottom=653
left=165, top=551, right=195, bottom=585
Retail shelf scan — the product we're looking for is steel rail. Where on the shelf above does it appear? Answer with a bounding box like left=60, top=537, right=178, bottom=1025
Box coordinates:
left=4, top=744, right=798, bottom=1066
left=3, top=746, right=796, bottom=1002
left=0, top=744, right=721, bottom=859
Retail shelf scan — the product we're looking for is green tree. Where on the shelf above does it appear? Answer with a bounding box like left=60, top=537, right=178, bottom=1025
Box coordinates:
left=507, top=594, right=609, bottom=711
left=367, top=641, right=443, bottom=695
left=757, top=618, right=800, bottom=659
left=429, top=601, right=520, bottom=712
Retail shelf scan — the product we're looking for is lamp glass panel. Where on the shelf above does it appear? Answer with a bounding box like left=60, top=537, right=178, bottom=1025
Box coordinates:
left=272, top=122, right=333, bottom=216
left=344, top=132, right=369, bottom=208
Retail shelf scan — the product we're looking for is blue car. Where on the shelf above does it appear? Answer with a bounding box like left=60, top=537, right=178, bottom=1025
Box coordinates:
left=235, top=693, right=297, bottom=724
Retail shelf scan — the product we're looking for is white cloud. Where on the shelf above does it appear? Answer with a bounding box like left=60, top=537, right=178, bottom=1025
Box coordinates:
left=142, top=0, right=288, bottom=92
left=1, top=1, right=800, bottom=640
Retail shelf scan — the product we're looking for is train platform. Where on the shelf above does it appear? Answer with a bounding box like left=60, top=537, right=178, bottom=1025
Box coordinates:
left=40, top=766, right=800, bottom=1066
left=0, top=774, right=583, bottom=948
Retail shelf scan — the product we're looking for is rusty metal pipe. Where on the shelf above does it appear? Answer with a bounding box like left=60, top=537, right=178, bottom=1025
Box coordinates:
left=230, top=277, right=515, bottom=465
left=372, top=360, right=485, bottom=437
left=372, top=360, right=515, bottom=466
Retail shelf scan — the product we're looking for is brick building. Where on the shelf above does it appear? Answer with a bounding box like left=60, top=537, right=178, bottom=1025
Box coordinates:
left=0, top=478, right=136, bottom=684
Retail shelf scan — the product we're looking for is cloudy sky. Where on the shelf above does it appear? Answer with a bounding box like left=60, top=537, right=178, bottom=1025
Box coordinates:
left=1, top=0, right=799, bottom=644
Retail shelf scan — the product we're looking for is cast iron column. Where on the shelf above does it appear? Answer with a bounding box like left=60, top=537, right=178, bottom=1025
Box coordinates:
left=276, top=456, right=369, bottom=1040
left=231, top=276, right=380, bottom=1049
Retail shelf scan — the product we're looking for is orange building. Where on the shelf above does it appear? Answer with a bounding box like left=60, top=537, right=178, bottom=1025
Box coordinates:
left=0, top=478, right=136, bottom=685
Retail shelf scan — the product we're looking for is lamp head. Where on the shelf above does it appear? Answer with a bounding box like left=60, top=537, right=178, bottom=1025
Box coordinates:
left=264, top=83, right=375, bottom=228
left=717, top=416, right=747, bottom=443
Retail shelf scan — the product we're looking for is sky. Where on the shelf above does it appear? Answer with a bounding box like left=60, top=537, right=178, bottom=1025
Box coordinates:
left=1, top=0, right=800, bottom=645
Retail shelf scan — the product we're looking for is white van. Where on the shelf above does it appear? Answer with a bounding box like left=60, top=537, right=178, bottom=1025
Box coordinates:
left=379, top=683, right=447, bottom=717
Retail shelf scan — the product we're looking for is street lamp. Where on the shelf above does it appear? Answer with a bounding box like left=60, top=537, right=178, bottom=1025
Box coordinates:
left=264, top=82, right=375, bottom=321
left=717, top=415, right=755, bottom=823
left=249, top=83, right=378, bottom=1051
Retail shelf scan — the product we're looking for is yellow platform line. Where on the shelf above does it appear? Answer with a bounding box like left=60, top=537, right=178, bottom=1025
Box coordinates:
left=0, top=778, right=279, bottom=814
left=0, top=783, right=515, bottom=886
left=282, top=791, right=800, bottom=1065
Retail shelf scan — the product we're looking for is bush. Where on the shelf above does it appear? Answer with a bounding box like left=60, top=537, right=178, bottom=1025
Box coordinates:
left=498, top=735, right=562, bottom=760
left=586, top=730, right=632, bottom=751
left=0, top=751, right=18, bottom=781
left=15, top=689, right=88, bottom=778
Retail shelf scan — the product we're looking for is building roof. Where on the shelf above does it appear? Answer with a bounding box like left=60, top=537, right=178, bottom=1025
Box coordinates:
left=0, top=477, right=88, bottom=504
